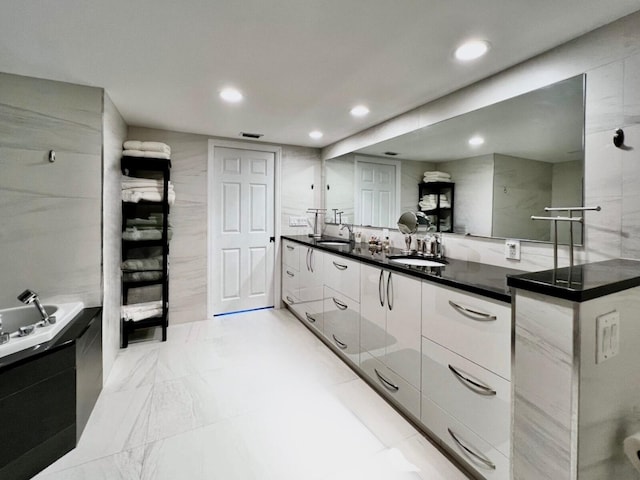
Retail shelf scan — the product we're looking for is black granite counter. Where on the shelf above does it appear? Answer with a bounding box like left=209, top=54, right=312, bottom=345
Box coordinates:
left=507, top=258, right=640, bottom=302
left=283, top=235, right=524, bottom=303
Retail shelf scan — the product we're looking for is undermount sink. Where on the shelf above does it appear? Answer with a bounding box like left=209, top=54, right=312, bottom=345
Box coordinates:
left=388, top=256, right=446, bottom=267
left=316, top=239, right=351, bottom=246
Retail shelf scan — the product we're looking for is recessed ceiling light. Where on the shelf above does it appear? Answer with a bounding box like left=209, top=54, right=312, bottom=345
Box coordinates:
left=309, top=130, right=323, bottom=140
left=220, top=87, right=243, bottom=103
left=350, top=105, right=370, bottom=117
left=468, top=135, right=485, bottom=146
left=455, top=40, right=490, bottom=61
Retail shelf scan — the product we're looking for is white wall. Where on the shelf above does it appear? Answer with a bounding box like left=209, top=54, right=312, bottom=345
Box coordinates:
left=323, top=10, right=640, bottom=272
left=0, top=73, right=103, bottom=307
left=102, top=93, right=127, bottom=379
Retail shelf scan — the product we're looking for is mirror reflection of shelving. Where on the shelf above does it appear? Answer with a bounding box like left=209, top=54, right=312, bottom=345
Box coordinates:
left=418, top=182, right=454, bottom=233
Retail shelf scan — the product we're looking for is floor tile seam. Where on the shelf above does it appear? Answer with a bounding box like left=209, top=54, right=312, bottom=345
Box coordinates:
left=34, top=446, right=143, bottom=479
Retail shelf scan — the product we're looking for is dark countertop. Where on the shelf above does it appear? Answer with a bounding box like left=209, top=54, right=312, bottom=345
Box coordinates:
left=0, top=307, right=101, bottom=371
left=507, top=258, right=640, bottom=302
left=283, top=235, right=525, bottom=303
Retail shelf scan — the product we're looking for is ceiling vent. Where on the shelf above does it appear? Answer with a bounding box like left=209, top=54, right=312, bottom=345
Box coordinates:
left=240, top=132, right=264, bottom=139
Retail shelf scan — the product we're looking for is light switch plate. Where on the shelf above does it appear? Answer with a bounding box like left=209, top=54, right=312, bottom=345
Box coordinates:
left=289, top=216, right=308, bottom=227
left=596, top=310, right=620, bottom=364
left=505, top=239, right=521, bottom=260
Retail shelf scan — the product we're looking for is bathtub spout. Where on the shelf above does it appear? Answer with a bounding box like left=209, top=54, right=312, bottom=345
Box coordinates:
left=17, top=290, right=55, bottom=326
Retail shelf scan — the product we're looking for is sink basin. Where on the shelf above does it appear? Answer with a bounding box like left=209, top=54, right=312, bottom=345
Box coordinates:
left=316, top=239, right=351, bottom=246
left=388, top=256, right=446, bottom=267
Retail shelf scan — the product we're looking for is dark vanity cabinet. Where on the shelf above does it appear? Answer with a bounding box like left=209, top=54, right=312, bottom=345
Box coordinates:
left=121, top=156, right=171, bottom=347
left=418, top=182, right=454, bottom=233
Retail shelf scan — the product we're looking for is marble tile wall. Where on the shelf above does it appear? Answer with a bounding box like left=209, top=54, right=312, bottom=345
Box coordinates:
left=492, top=155, right=552, bottom=241
left=512, top=290, right=577, bottom=479
left=127, top=127, right=321, bottom=324
left=0, top=72, right=103, bottom=308
left=578, top=287, right=640, bottom=479
left=102, top=93, right=127, bottom=380
left=436, top=154, right=494, bottom=237
left=323, top=10, right=640, bottom=271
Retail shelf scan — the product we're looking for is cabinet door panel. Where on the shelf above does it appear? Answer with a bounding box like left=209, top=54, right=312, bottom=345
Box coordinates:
left=323, top=253, right=360, bottom=302
left=292, top=299, right=324, bottom=334
left=422, top=282, right=511, bottom=379
left=323, top=287, right=360, bottom=365
left=360, top=264, right=388, bottom=357
left=282, top=265, right=299, bottom=305
left=421, top=395, right=509, bottom=480
left=299, top=248, right=324, bottom=302
left=282, top=240, right=300, bottom=270
left=360, top=351, right=420, bottom=419
left=385, top=272, right=422, bottom=388
left=422, top=336, right=511, bottom=457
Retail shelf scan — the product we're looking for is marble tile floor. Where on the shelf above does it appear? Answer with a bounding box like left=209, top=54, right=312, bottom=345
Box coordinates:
left=34, top=308, right=469, bottom=480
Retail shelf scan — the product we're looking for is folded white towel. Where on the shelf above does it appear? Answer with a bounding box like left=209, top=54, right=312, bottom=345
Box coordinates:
left=122, top=301, right=163, bottom=322
left=123, top=140, right=171, bottom=154
left=123, top=149, right=171, bottom=160
left=122, top=256, right=164, bottom=271
left=424, top=171, right=450, bottom=177
left=122, top=189, right=176, bottom=205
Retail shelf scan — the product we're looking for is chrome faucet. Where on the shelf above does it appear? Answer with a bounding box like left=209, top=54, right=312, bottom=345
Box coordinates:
left=17, top=289, right=55, bottom=325
left=339, top=223, right=355, bottom=243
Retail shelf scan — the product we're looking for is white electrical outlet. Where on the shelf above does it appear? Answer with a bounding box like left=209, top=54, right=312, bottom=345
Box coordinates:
left=505, top=239, right=521, bottom=260
left=596, top=310, right=620, bottom=364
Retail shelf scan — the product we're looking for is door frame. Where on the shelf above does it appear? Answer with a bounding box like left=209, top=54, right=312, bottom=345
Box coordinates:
left=207, top=139, right=282, bottom=319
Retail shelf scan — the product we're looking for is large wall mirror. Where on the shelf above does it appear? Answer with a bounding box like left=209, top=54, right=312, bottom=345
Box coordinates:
left=324, top=74, right=585, bottom=244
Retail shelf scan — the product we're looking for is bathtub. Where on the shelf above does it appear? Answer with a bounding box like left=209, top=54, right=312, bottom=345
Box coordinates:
left=0, top=301, right=84, bottom=359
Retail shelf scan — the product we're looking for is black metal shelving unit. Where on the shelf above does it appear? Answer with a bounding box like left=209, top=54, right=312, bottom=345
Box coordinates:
left=418, top=181, right=454, bottom=233
left=121, top=156, right=171, bottom=347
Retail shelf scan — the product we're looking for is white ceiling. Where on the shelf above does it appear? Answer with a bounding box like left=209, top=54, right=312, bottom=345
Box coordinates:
left=1, top=1, right=638, bottom=148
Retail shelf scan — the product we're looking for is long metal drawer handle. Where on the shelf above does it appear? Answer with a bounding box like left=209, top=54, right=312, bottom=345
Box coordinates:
left=286, top=245, right=294, bottom=250
left=286, top=296, right=295, bottom=304
left=305, top=312, right=316, bottom=323
left=306, top=248, right=311, bottom=271
left=378, top=269, right=385, bottom=307
left=332, top=334, right=348, bottom=349
left=286, top=270, right=295, bottom=277
left=447, top=428, right=496, bottom=470
left=309, top=248, right=314, bottom=273
left=332, top=297, right=348, bottom=310
left=448, top=300, right=497, bottom=321
left=387, top=271, right=393, bottom=311
left=333, top=261, right=348, bottom=270
left=374, top=368, right=399, bottom=392
left=448, top=365, right=497, bottom=396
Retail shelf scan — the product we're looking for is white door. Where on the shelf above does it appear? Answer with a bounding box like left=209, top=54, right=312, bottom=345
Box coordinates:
left=357, top=161, right=396, bottom=227
left=211, top=146, right=275, bottom=315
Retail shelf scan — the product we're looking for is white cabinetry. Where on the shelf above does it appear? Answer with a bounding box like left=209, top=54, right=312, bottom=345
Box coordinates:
left=421, top=281, right=511, bottom=480
left=293, top=246, right=324, bottom=332
left=282, top=240, right=300, bottom=306
left=360, top=264, right=422, bottom=388
left=323, top=286, right=360, bottom=364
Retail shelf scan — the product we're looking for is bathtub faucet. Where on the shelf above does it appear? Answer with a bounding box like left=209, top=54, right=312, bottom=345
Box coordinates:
left=17, top=289, right=55, bottom=326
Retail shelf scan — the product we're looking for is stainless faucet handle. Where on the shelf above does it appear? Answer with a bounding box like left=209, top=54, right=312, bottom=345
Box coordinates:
left=17, top=289, right=38, bottom=304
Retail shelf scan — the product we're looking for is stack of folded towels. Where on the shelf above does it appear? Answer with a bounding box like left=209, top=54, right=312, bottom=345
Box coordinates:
left=419, top=193, right=451, bottom=211
left=123, top=140, right=171, bottom=159
left=122, top=214, right=173, bottom=241
left=121, top=300, right=163, bottom=322
left=423, top=171, right=452, bottom=183
left=122, top=175, right=175, bottom=205
left=121, top=255, right=165, bottom=283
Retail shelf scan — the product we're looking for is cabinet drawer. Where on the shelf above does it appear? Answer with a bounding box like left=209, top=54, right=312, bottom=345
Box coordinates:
left=291, top=299, right=324, bottom=334
left=282, top=240, right=300, bottom=270
left=422, top=337, right=511, bottom=457
left=360, top=351, right=420, bottom=420
left=282, top=266, right=299, bottom=305
left=323, top=287, right=360, bottom=365
left=422, top=396, right=510, bottom=480
left=323, top=253, right=360, bottom=302
left=422, top=282, right=511, bottom=379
